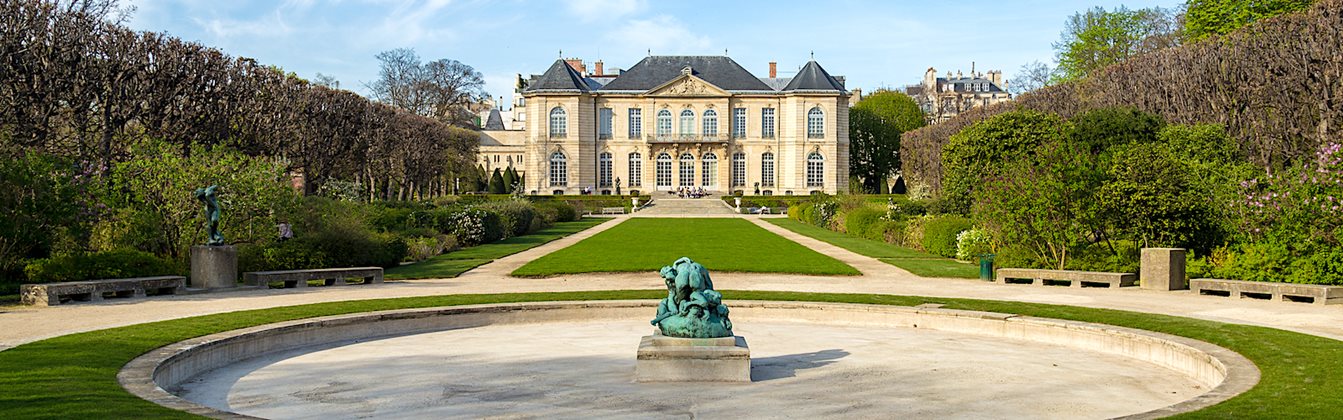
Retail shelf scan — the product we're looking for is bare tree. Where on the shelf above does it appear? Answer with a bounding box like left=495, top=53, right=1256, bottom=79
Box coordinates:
left=1008, top=61, right=1053, bottom=96
left=365, top=48, right=488, bottom=127
left=312, top=72, right=340, bottom=89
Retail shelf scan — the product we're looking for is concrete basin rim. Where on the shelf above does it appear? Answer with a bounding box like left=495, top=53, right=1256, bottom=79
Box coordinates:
left=117, top=299, right=1260, bottom=420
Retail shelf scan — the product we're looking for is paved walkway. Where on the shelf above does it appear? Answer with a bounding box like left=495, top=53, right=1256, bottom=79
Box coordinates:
left=2, top=215, right=1342, bottom=351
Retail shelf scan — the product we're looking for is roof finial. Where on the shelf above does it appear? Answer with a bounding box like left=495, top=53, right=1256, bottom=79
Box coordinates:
left=724, top=48, right=728, bottom=55
left=810, top=50, right=814, bottom=60
left=558, top=49, right=562, bottom=58
left=647, top=48, right=651, bottom=56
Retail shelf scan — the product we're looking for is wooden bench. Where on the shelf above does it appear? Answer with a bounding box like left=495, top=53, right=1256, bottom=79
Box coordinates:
left=244, top=267, right=384, bottom=288
left=1191, top=278, right=1343, bottom=305
left=996, top=268, right=1136, bottom=288
left=20, top=276, right=185, bottom=306
left=600, top=207, right=626, bottom=215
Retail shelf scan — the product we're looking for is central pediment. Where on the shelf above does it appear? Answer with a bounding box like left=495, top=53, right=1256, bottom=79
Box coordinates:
left=646, top=75, right=729, bottom=97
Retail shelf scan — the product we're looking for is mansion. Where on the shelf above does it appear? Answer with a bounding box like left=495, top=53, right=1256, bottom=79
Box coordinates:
left=479, top=55, right=852, bottom=195
left=904, top=65, right=1012, bottom=124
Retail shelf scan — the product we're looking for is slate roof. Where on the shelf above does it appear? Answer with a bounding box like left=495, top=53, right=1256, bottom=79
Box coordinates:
left=783, top=61, right=846, bottom=91
left=484, top=108, right=505, bottom=130
left=524, top=59, right=590, bottom=92
left=599, top=56, right=773, bottom=92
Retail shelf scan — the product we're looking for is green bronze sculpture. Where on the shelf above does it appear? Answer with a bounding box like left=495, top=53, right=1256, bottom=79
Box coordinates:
left=651, top=257, right=734, bottom=338
left=194, top=185, right=225, bottom=246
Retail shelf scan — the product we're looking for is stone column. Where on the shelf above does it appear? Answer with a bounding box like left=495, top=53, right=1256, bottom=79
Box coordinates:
left=1141, top=248, right=1186, bottom=291
left=190, top=245, right=238, bottom=289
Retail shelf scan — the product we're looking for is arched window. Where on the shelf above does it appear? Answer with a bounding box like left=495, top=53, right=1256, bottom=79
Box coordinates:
left=629, top=152, right=643, bottom=187
left=806, top=152, right=824, bottom=187
left=549, top=151, right=567, bottom=186
left=679, top=109, right=695, bottom=136
left=731, top=152, right=746, bottom=187
left=761, top=152, right=775, bottom=187
left=656, top=109, right=672, bottom=136
left=598, top=152, right=612, bottom=187
left=679, top=152, right=695, bottom=186
left=549, top=107, right=567, bottom=137
left=656, top=152, right=672, bottom=187
left=702, top=109, right=718, bottom=137
left=701, top=153, right=718, bottom=187
left=806, top=106, right=824, bottom=139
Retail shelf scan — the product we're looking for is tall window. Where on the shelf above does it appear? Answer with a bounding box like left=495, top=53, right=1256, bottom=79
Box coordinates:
left=656, top=153, right=672, bottom=187
left=629, top=152, right=643, bottom=187
left=761, top=152, right=775, bottom=187
left=679, top=153, right=695, bottom=186
left=598, top=152, right=612, bottom=187
left=807, top=107, right=825, bottom=139
left=731, top=152, right=746, bottom=187
left=549, top=107, right=566, bottom=138
left=598, top=108, right=613, bottom=139
left=702, top=109, right=718, bottom=137
left=806, top=152, right=824, bottom=187
left=701, top=153, right=718, bottom=187
left=549, top=151, right=567, bottom=186
left=761, top=108, right=775, bottom=138
left=679, top=110, right=695, bottom=136
left=732, top=108, right=747, bottom=138
left=656, top=109, right=672, bottom=136
left=628, top=108, right=642, bottom=138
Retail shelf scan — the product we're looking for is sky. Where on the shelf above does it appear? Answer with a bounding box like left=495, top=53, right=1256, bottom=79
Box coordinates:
left=123, top=0, right=1179, bottom=107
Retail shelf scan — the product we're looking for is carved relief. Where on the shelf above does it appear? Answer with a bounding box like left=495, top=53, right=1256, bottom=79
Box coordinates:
left=665, top=78, right=708, bottom=96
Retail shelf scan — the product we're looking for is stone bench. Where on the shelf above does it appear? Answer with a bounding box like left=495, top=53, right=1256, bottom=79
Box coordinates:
left=996, top=268, right=1136, bottom=288
left=1191, top=278, right=1343, bottom=305
left=600, top=207, right=626, bottom=215
left=244, top=267, right=383, bottom=288
left=20, top=276, right=185, bottom=306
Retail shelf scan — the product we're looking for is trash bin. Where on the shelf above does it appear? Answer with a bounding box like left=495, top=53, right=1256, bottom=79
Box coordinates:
left=978, top=254, right=995, bottom=281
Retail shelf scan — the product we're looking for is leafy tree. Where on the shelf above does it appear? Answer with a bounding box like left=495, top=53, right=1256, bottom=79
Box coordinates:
left=1053, top=6, right=1180, bottom=82
left=1184, top=0, right=1315, bottom=41
left=502, top=166, right=518, bottom=193
left=1067, top=107, right=1165, bottom=155
left=942, top=110, right=1069, bottom=212
left=848, top=91, right=924, bottom=193
left=487, top=168, right=505, bottom=194
left=1098, top=144, right=1221, bottom=252
left=0, top=153, right=81, bottom=278
left=973, top=139, right=1100, bottom=269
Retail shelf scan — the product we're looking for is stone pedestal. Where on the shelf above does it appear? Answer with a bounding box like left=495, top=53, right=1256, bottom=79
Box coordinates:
left=1141, top=248, right=1187, bottom=291
left=190, top=245, right=238, bottom=289
left=636, top=332, right=750, bottom=382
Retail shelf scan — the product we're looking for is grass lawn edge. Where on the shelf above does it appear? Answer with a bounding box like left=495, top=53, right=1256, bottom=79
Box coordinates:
left=1, top=290, right=1340, bottom=418
left=386, top=218, right=609, bottom=280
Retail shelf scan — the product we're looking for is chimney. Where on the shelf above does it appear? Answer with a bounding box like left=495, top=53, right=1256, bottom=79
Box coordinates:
left=594, top=60, right=604, bottom=76
left=769, top=61, right=777, bottom=78
left=971, top=61, right=976, bottom=77
left=564, top=58, right=586, bottom=75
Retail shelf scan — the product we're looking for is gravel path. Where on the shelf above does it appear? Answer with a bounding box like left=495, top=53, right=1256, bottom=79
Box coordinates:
left=2, top=214, right=1341, bottom=350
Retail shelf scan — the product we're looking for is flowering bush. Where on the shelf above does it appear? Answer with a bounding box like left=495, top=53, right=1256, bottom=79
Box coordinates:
left=955, top=228, right=993, bottom=261
left=443, top=208, right=489, bottom=246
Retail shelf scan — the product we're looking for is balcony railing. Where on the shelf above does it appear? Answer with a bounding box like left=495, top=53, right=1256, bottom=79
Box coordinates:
left=646, top=134, right=727, bottom=144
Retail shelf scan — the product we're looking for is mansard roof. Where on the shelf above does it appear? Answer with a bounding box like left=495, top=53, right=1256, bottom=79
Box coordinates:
left=484, top=108, right=505, bottom=130
left=783, top=60, right=846, bottom=92
left=599, top=56, right=773, bottom=92
left=524, top=59, right=590, bottom=92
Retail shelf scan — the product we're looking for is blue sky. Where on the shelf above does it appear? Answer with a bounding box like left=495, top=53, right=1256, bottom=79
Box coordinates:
left=125, top=0, right=1178, bottom=105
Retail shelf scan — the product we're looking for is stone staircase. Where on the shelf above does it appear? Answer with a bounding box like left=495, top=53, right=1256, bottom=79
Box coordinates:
left=635, top=198, right=738, bottom=215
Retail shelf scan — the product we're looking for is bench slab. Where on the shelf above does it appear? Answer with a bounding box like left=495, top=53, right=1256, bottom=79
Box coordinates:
left=600, top=207, right=626, bottom=214
left=20, top=276, right=185, bottom=306
left=243, top=267, right=383, bottom=288
left=996, top=268, right=1136, bottom=288
left=1191, top=278, right=1342, bottom=305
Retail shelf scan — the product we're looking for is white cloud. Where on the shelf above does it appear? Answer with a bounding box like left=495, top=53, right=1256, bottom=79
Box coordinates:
left=365, top=0, right=457, bottom=45
left=603, top=15, right=711, bottom=55
left=565, top=0, right=647, bottom=22
left=193, top=10, right=293, bottom=39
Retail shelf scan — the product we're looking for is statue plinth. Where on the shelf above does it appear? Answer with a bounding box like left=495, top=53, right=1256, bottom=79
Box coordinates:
left=190, top=245, right=238, bottom=289
left=636, top=331, right=750, bottom=382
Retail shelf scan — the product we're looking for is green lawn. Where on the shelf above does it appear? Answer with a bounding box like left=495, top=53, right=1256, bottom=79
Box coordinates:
left=0, top=290, right=1340, bottom=418
left=511, top=218, right=860, bottom=277
left=766, top=218, right=980, bottom=279
left=386, top=219, right=609, bottom=279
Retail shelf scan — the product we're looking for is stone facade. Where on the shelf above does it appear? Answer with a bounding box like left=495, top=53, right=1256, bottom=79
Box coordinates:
left=480, top=56, right=850, bottom=195
left=905, top=66, right=1012, bottom=125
